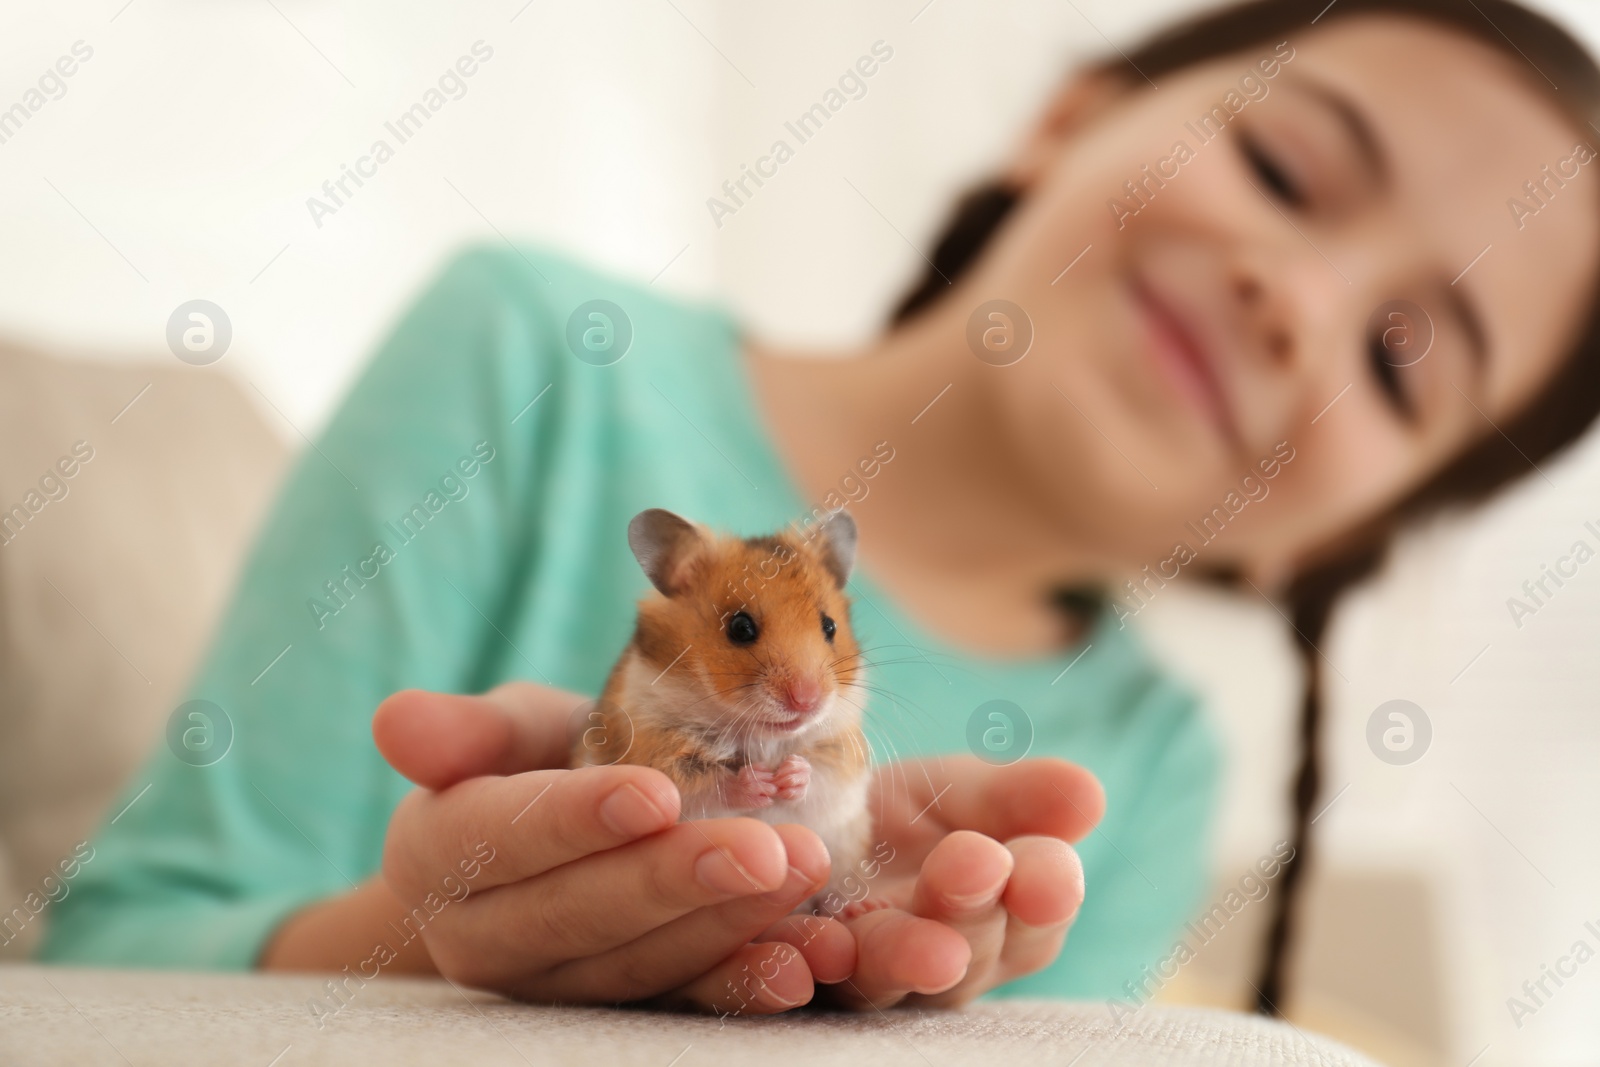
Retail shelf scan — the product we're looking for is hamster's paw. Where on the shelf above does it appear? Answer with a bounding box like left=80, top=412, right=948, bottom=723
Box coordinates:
left=772, top=754, right=811, bottom=802
left=725, top=763, right=778, bottom=810
left=838, top=896, right=894, bottom=922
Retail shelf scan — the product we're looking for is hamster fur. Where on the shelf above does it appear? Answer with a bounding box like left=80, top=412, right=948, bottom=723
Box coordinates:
left=572, top=507, right=872, bottom=916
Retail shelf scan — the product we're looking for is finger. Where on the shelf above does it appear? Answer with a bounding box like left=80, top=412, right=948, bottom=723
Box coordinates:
left=1000, top=835, right=1083, bottom=927
left=447, top=817, right=791, bottom=969
left=757, top=912, right=856, bottom=986
left=994, top=835, right=1084, bottom=980
left=384, top=763, right=681, bottom=893
left=543, top=824, right=848, bottom=998
left=901, top=830, right=1012, bottom=1007
left=374, top=682, right=586, bottom=789
left=910, top=829, right=1014, bottom=920
left=880, top=756, right=1105, bottom=845
left=822, top=903, right=970, bottom=1011
left=909, top=835, right=1085, bottom=1005
left=649, top=940, right=816, bottom=1015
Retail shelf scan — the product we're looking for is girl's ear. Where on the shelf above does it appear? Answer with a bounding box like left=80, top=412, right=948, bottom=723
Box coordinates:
left=628, top=508, right=709, bottom=597
left=811, top=509, right=858, bottom=589
left=1004, top=66, right=1131, bottom=190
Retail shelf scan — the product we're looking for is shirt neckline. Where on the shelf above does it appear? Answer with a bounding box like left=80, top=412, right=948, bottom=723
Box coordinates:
left=703, top=306, right=1127, bottom=683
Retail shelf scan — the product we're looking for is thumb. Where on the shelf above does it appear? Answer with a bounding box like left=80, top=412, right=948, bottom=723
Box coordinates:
left=372, top=681, right=589, bottom=790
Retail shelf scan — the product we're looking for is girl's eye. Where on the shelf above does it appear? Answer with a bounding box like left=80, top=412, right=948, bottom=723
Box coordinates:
left=821, top=613, right=836, bottom=641
left=727, top=611, right=759, bottom=645
left=1369, top=332, right=1417, bottom=421
left=1239, top=130, right=1306, bottom=209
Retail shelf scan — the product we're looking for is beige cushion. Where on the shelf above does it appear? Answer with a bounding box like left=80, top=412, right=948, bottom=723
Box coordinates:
left=0, top=339, right=287, bottom=958
left=0, top=963, right=1384, bottom=1066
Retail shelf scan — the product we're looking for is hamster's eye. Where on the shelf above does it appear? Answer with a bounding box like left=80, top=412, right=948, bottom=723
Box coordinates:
left=726, top=610, right=759, bottom=645
left=821, top=613, right=836, bottom=641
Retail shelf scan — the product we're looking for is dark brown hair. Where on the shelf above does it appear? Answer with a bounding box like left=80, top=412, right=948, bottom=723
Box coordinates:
left=893, top=0, right=1600, bottom=1017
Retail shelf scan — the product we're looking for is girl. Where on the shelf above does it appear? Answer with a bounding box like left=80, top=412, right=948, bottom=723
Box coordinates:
left=41, top=0, right=1600, bottom=1018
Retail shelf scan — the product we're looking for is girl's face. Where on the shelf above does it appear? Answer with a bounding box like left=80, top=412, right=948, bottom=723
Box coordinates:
left=972, top=14, right=1600, bottom=578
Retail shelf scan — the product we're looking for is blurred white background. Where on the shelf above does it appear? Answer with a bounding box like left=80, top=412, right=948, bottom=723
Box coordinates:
left=4, top=1, right=1599, bottom=1063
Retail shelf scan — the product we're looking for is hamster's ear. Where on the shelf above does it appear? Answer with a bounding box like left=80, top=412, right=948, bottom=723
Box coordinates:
left=811, top=508, right=857, bottom=589
left=628, top=508, right=707, bottom=597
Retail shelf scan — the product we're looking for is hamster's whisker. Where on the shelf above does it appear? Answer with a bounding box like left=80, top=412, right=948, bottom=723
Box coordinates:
left=851, top=642, right=963, bottom=661
left=833, top=667, right=943, bottom=731
left=724, top=694, right=768, bottom=738
left=705, top=689, right=761, bottom=734
left=683, top=682, right=752, bottom=710
left=858, top=660, right=970, bottom=677
left=872, top=715, right=945, bottom=760
left=854, top=656, right=986, bottom=686
left=672, top=682, right=763, bottom=733
left=711, top=680, right=776, bottom=735
left=855, top=705, right=945, bottom=774
left=850, top=643, right=923, bottom=657
left=846, top=681, right=940, bottom=726
left=834, top=691, right=930, bottom=796
left=861, top=734, right=922, bottom=820
left=849, top=641, right=981, bottom=673
left=832, top=689, right=870, bottom=716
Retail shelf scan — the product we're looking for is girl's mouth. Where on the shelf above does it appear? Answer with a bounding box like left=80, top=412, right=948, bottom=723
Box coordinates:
left=1129, top=272, right=1240, bottom=446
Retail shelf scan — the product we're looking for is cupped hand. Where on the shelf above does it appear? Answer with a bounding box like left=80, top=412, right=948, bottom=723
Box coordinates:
left=800, top=755, right=1105, bottom=1011
left=372, top=681, right=856, bottom=1012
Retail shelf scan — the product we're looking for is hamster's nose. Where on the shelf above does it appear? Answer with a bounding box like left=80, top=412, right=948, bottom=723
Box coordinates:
left=784, top=677, right=822, bottom=715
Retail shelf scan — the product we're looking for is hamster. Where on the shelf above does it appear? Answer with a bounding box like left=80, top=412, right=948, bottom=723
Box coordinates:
left=572, top=506, right=873, bottom=916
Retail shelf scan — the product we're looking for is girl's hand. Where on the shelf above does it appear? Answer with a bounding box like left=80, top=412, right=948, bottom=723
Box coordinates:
left=802, top=756, right=1104, bottom=1010
left=372, top=682, right=856, bottom=1012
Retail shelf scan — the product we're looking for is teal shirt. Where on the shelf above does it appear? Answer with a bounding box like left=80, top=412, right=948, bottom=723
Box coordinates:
left=38, top=244, right=1221, bottom=1000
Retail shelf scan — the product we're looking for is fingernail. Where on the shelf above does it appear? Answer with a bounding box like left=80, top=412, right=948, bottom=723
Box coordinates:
left=599, top=783, right=667, bottom=837
left=696, top=848, right=764, bottom=896
left=918, top=961, right=969, bottom=995
left=761, top=865, right=813, bottom=905
left=756, top=977, right=804, bottom=1008
left=940, top=882, right=1004, bottom=912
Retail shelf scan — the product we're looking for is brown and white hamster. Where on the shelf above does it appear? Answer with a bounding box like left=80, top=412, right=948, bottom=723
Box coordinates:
left=572, top=507, right=872, bottom=914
